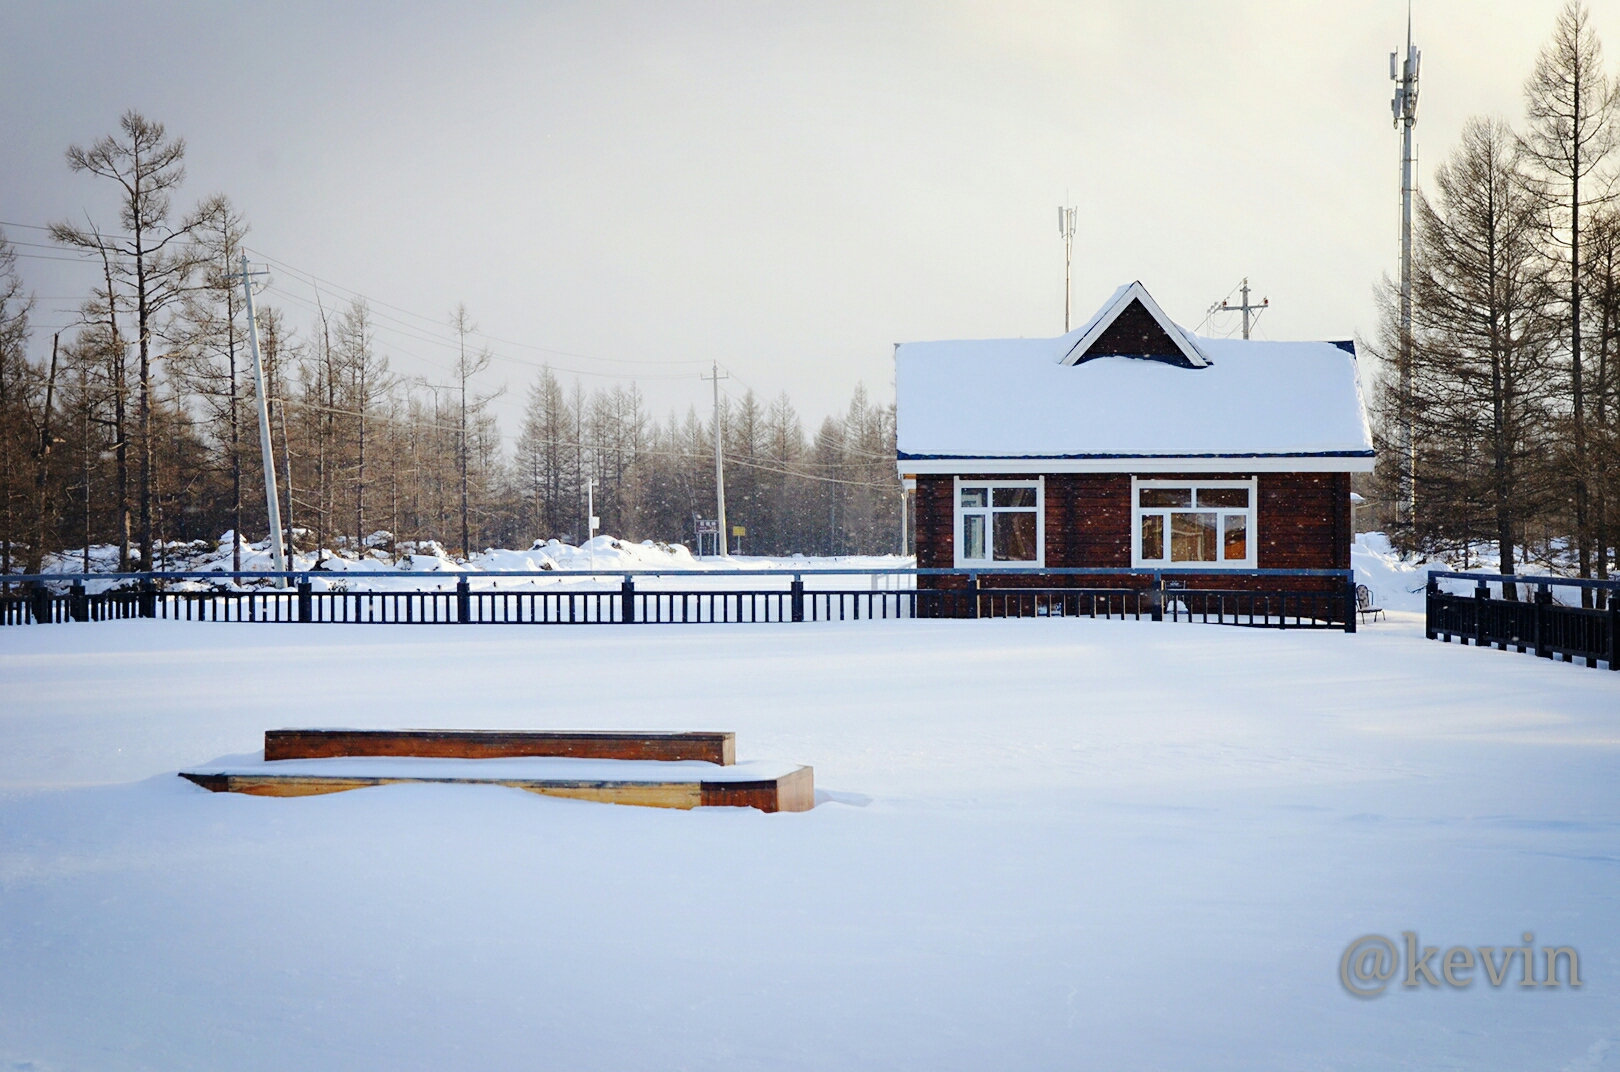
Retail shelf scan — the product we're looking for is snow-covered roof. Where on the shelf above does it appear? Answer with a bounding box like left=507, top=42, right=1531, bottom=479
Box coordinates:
left=895, top=288, right=1375, bottom=474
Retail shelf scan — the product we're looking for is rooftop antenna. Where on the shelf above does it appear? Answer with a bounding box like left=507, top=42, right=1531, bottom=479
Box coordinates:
left=1217, top=278, right=1269, bottom=339
left=1391, top=3, right=1420, bottom=524
left=1058, top=201, right=1078, bottom=331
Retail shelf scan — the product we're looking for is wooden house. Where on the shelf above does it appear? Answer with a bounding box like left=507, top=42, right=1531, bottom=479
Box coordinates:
left=895, top=282, right=1374, bottom=590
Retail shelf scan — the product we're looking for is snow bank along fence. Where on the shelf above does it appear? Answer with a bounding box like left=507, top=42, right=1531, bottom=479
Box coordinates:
left=1, top=567, right=1359, bottom=631
left=1427, top=570, right=1618, bottom=670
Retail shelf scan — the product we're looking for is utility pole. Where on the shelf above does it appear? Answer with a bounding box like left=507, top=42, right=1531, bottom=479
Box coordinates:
left=703, top=361, right=730, bottom=556
left=1391, top=8, right=1420, bottom=525
left=1218, top=278, right=1269, bottom=340
left=231, top=253, right=287, bottom=585
left=585, top=475, right=599, bottom=572
left=1058, top=204, right=1077, bottom=331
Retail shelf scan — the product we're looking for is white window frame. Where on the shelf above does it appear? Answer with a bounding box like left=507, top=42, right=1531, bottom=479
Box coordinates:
left=953, top=477, right=1045, bottom=569
left=1131, top=477, right=1257, bottom=570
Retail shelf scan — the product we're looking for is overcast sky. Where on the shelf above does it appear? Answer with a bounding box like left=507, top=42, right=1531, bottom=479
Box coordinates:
left=3, top=1, right=1615, bottom=433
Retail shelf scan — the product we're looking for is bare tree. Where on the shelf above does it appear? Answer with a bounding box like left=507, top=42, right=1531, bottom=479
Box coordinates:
left=336, top=299, right=390, bottom=549
left=171, top=197, right=250, bottom=569
left=51, top=111, right=202, bottom=570
left=1404, top=117, right=1558, bottom=589
left=449, top=304, right=497, bottom=557
left=1520, top=1, right=1620, bottom=588
left=1585, top=205, right=1620, bottom=575
left=0, top=229, right=35, bottom=583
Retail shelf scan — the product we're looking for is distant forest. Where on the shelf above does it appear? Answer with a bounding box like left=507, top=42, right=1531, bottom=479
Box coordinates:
left=0, top=116, right=901, bottom=574
left=1365, top=1, right=1620, bottom=591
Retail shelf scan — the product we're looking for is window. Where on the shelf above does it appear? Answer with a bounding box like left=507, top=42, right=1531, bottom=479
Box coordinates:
left=1132, top=479, right=1256, bottom=568
left=955, top=478, right=1044, bottom=567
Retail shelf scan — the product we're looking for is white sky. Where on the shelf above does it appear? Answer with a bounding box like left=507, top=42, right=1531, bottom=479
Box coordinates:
left=3, top=1, right=1615, bottom=435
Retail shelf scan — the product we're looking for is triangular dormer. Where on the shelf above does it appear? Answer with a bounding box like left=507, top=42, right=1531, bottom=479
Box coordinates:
left=1054, top=281, right=1210, bottom=369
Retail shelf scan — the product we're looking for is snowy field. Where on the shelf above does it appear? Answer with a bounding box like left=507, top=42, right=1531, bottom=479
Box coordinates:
left=2, top=611, right=1617, bottom=1070
left=39, top=534, right=916, bottom=594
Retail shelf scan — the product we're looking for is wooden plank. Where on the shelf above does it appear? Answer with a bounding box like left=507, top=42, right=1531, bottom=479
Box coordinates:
left=264, top=729, right=735, bottom=765
left=700, top=765, right=815, bottom=813
left=181, top=771, right=703, bottom=808
left=179, top=764, right=813, bottom=812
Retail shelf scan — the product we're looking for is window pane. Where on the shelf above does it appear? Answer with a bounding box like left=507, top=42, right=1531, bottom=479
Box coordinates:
left=993, top=486, right=1037, bottom=508
left=1197, top=488, right=1249, bottom=508
left=1223, top=513, right=1248, bottom=560
left=1140, top=514, right=1165, bottom=560
left=960, top=488, right=988, bottom=508
left=962, top=514, right=986, bottom=559
left=993, top=512, right=1038, bottom=561
left=1140, top=488, right=1192, bottom=507
left=1170, top=511, right=1218, bottom=561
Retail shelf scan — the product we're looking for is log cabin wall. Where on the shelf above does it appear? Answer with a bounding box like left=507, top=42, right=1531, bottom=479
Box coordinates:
left=915, top=471, right=1351, bottom=590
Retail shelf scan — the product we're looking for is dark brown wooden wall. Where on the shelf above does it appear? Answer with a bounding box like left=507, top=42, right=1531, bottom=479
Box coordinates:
left=1080, top=300, right=1198, bottom=367
left=914, top=471, right=1351, bottom=585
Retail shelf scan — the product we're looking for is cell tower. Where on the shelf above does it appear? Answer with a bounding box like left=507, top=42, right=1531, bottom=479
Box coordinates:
left=1391, top=9, right=1420, bottom=523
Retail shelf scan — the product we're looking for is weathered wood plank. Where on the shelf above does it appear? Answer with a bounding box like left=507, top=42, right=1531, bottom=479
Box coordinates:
left=179, top=764, right=813, bottom=812
left=699, top=765, right=815, bottom=813
left=264, top=729, right=735, bottom=765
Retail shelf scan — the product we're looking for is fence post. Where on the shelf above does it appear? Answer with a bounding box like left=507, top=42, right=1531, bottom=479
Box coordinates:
left=967, top=573, right=979, bottom=619
left=1474, top=582, right=1490, bottom=647
left=28, top=583, right=51, bottom=624
left=456, top=577, right=471, bottom=623
left=620, top=577, right=635, bottom=624
left=790, top=577, right=804, bottom=623
left=1343, top=575, right=1356, bottom=634
left=1150, top=575, right=1163, bottom=623
left=1608, top=589, right=1618, bottom=671
left=1534, top=585, right=1551, bottom=659
left=70, top=581, right=87, bottom=623
left=297, top=580, right=313, bottom=623
left=139, top=578, right=156, bottom=619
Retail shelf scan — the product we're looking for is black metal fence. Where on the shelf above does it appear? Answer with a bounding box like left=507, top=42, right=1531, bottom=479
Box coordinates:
left=1426, top=571, right=1618, bottom=670
left=1, top=567, right=1358, bottom=631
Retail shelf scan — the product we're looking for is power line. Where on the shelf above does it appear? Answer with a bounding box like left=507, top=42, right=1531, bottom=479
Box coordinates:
left=246, top=247, right=707, bottom=369
left=262, top=278, right=702, bottom=383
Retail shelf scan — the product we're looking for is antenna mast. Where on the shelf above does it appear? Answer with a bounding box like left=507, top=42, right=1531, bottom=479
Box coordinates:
left=1058, top=204, right=1077, bottom=331
left=1391, top=7, right=1420, bottom=525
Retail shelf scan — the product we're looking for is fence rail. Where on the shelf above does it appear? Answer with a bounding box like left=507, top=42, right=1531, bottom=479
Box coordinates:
left=1, top=568, right=1357, bottom=632
left=1426, top=571, right=1618, bottom=670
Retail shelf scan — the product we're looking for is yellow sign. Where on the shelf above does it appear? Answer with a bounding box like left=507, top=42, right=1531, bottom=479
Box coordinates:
left=731, top=526, right=746, bottom=536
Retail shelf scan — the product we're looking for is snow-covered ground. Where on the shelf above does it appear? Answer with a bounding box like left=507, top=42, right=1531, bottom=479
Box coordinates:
left=1349, top=531, right=1617, bottom=613
left=1350, top=533, right=1436, bottom=613
left=1, top=613, right=1616, bottom=1069
left=36, top=535, right=915, bottom=593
